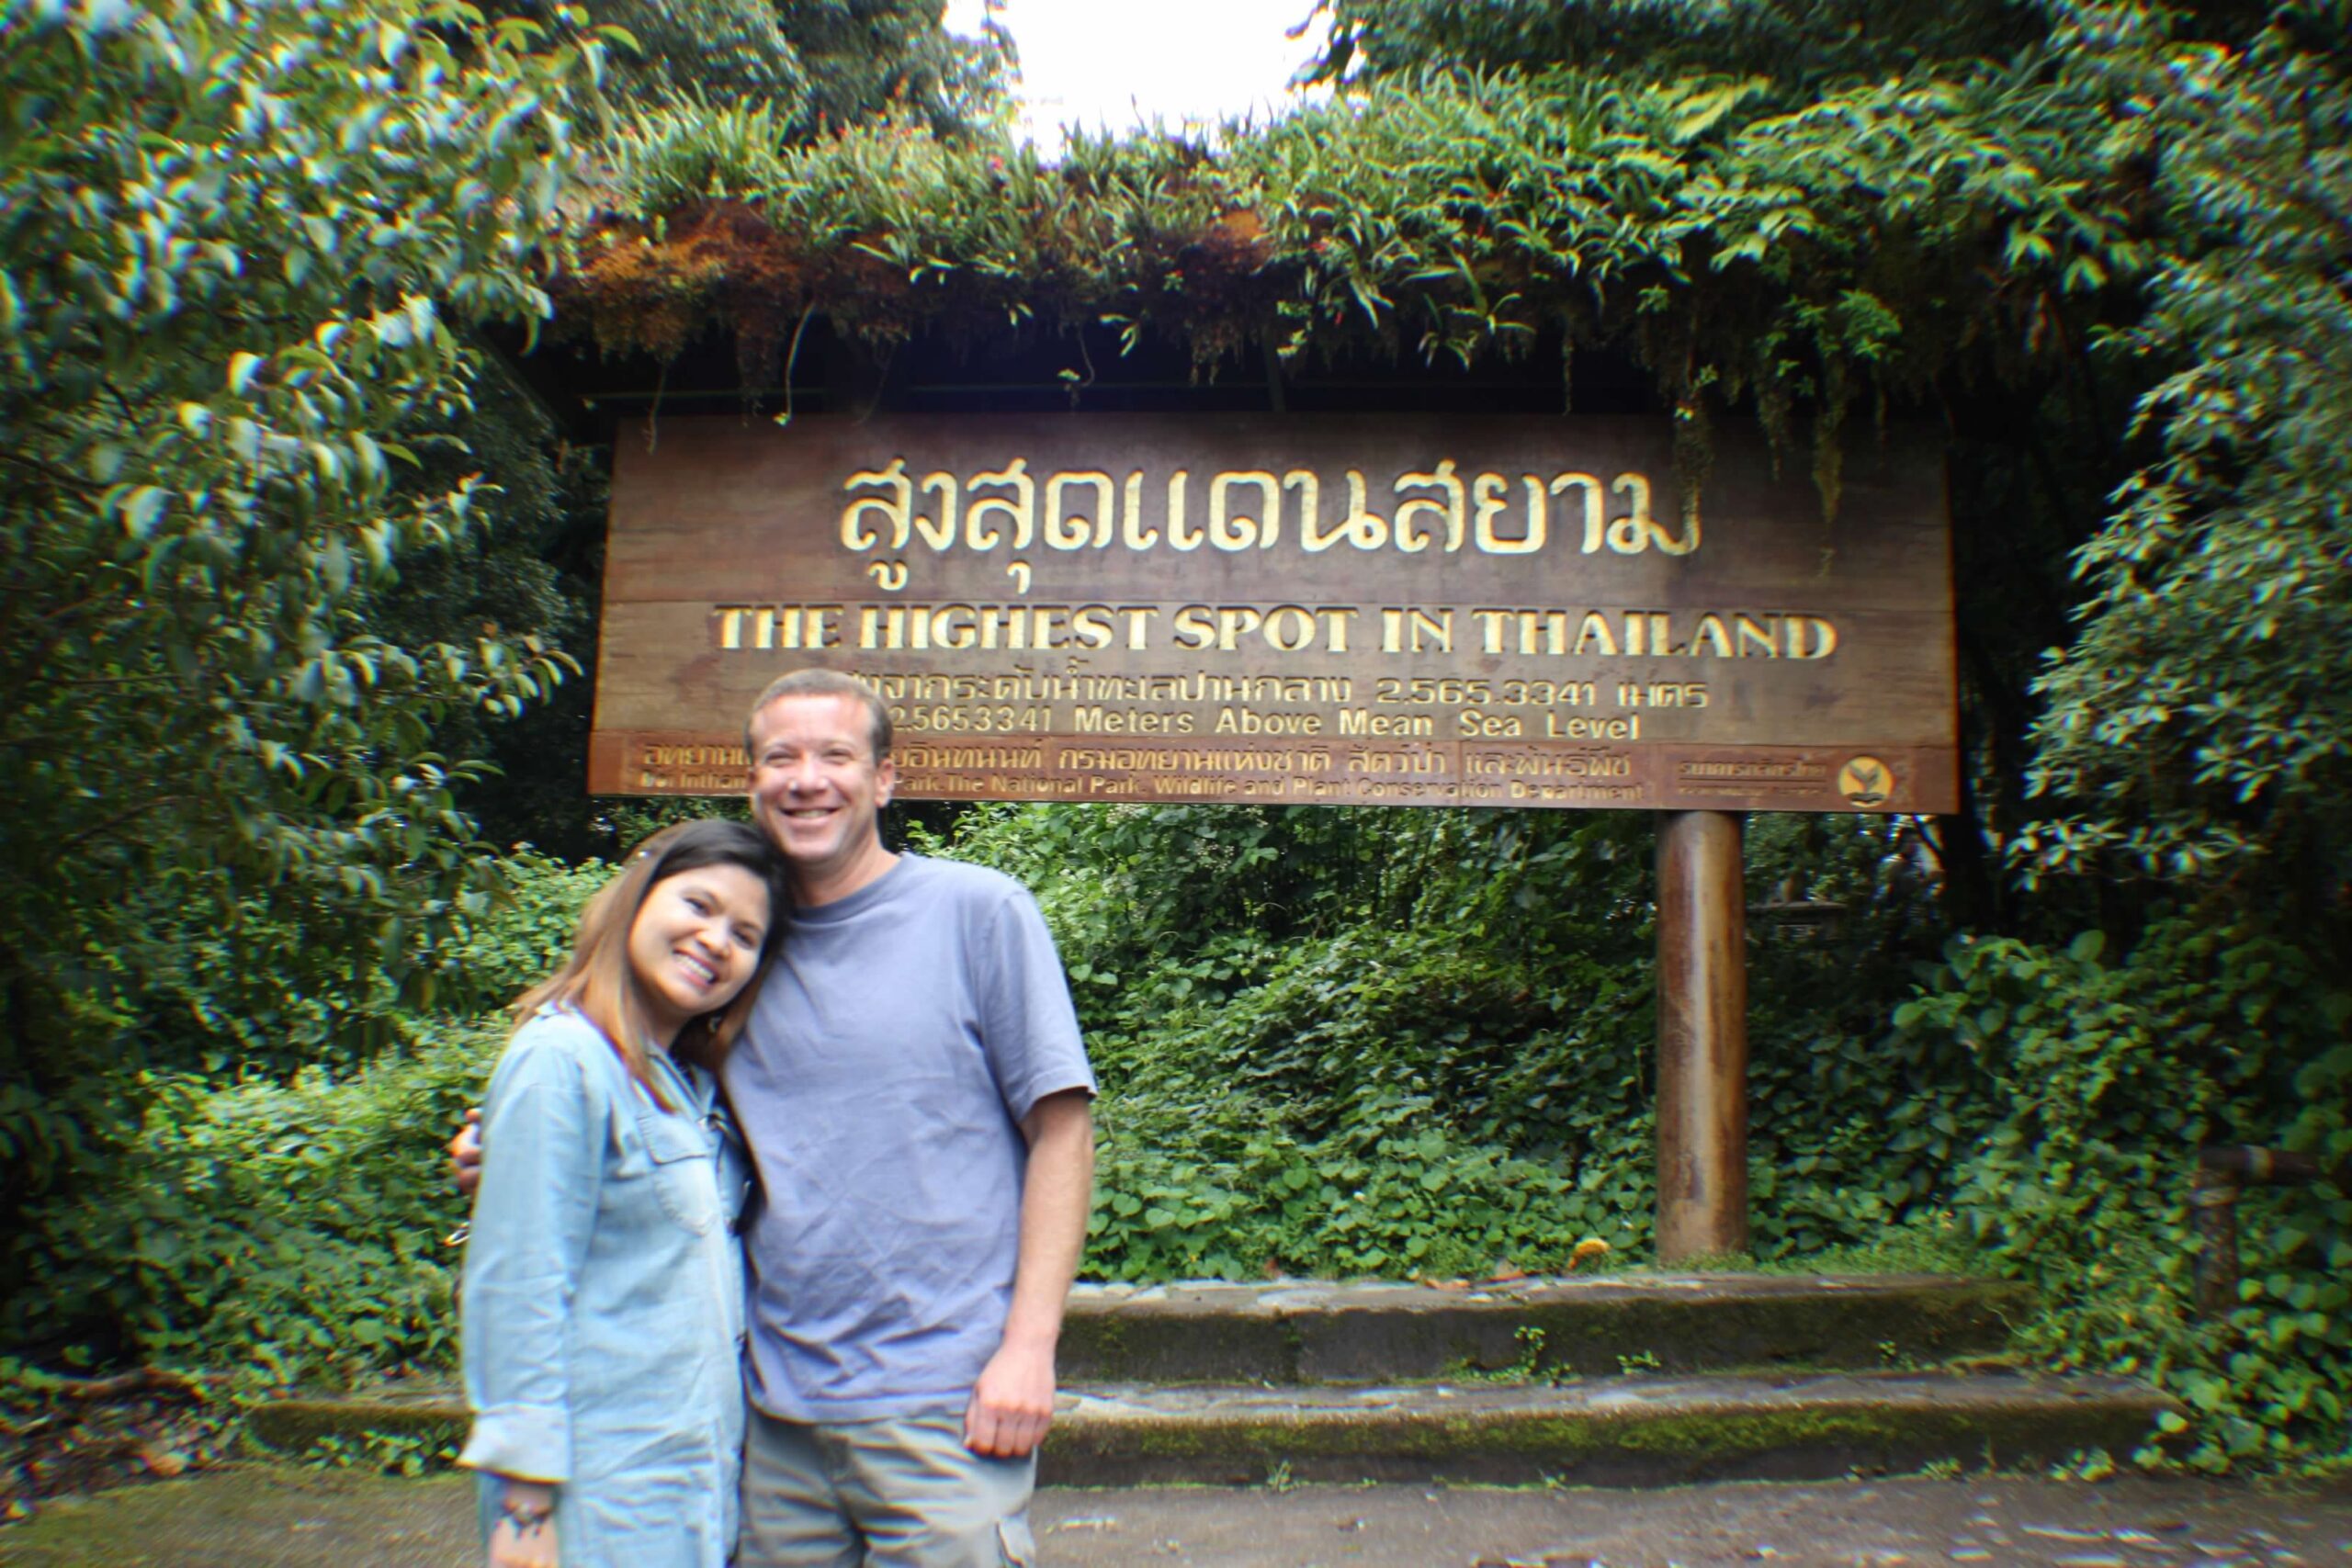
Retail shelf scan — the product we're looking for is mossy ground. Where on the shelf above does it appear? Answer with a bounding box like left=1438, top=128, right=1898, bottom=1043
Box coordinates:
left=2, top=1469, right=474, bottom=1568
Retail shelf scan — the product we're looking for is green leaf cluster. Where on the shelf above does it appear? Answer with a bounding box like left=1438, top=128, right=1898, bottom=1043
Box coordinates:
left=1894, top=920, right=2352, bottom=1472
left=2015, top=6, right=2352, bottom=888
left=922, top=803, right=1973, bottom=1280
left=544, top=0, right=1010, bottom=135
left=27, top=1020, right=498, bottom=1394
left=3, top=842, right=610, bottom=1378
left=0, top=0, right=606, bottom=1318
left=565, top=54, right=2132, bottom=476
left=911, top=796, right=2352, bottom=1468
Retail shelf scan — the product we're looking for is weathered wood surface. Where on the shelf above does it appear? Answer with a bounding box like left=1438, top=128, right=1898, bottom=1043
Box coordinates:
left=591, top=414, right=1957, bottom=812
left=1655, top=811, right=1752, bottom=1264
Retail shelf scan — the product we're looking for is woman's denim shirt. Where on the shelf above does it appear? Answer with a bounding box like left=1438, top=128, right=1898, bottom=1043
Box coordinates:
left=459, top=1007, right=749, bottom=1567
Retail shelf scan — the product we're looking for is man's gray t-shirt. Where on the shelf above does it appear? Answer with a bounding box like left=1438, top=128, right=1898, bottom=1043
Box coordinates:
left=725, top=853, right=1094, bottom=1423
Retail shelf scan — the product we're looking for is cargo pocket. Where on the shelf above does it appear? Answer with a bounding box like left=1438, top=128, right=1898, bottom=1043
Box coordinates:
left=995, top=1516, right=1037, bottom=1566
left=639, top=1113, right=719, bottom=1235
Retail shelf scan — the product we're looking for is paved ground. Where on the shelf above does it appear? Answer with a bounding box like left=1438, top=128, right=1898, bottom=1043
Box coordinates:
left=5, top=1469, right=2348, bottom=1566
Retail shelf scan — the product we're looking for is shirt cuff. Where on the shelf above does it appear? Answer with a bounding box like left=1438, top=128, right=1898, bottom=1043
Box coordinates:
left=458, top=1404, right=571, bottom=1483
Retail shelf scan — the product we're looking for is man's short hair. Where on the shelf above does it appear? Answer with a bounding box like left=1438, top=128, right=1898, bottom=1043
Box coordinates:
left=744, top=669, right=894, bottom=760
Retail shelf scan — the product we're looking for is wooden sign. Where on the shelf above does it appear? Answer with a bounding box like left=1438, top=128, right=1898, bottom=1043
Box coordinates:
left=590, top=414, right=1956, bottom=813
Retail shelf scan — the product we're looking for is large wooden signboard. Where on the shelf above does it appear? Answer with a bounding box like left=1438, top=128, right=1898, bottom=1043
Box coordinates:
left=590, top=414, right=1956, bottom=813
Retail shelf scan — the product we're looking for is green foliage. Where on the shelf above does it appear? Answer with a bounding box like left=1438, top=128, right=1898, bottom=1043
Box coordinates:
left=358, top=363, right=604, bottom=855
left=306, top=1427, right=458, bottom=1476
left=1312, top=0, right=2049, bottom=87
left=771, top=0, right=1011, bottom=138
left=0, top=0, right=606, bottom=1314
left=554, top=0, right=1009, bottom=135
left=1086, top=1077, right=1606, bottom=1283
left=916, top=797, right=2352, bottom=1470
left=2016, top=5, right=2352, bottom=891
left=425, top=850, right=615, bottom=1012
left=927, top=803, right=1966, bottom=1280
left=604, top=96, right=798, bottom=210
left=1898, top=920, right=2352, bottom=1471
left=582, top=0, right=813, bottom=111
left=26, top=1020, right=498, bottom=1393
left=8, top=847, right=614, bottom=1379
left=560, top=49, right=2134, bottom=437
left=924, top=805, right=1650, bottom=1280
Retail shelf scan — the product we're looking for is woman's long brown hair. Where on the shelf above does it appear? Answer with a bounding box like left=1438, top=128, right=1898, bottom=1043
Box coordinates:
left=510, top=820, right=790, bottom=1106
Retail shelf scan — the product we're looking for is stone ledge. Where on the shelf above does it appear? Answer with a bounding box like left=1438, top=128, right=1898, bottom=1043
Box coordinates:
left=1060, top=1273, right=2033, bottom=1382
left=1041, top=1371, right=2174, bottom=1487
left=250, top=1368, right=2169, bottom=1490
left=249, top=1387, right=469, bottom=1457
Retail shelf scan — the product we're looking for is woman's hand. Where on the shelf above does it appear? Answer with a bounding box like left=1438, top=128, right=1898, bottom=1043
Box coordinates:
left=486, top=1478, right=558, bottom=1568
left=486, top=1514, right=555, bottom=1561
left=487, top=1514, right=558, bottom=1568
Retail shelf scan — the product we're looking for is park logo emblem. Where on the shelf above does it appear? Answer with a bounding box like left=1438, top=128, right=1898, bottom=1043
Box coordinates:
left=1837, top=755, right=1893, bottom=807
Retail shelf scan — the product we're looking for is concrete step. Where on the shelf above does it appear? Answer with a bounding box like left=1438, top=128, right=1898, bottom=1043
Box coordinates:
left=1059, top=1272, right=2032, bottom=1382
left=1043, top=1371, right=2172, bottom=1486
left=251, top=1276, right=2101, bottom=1488
left=252, top=1370, right=2172, bottom=1489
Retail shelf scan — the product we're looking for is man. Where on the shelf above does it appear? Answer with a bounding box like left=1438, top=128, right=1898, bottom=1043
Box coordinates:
left=729, top=668, right=1095, bottom=1566
left=459, top=668, right=1095, bottom=1567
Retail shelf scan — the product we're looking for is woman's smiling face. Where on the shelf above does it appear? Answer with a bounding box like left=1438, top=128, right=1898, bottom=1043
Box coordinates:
left=625, top=862, right=771, bottom=1044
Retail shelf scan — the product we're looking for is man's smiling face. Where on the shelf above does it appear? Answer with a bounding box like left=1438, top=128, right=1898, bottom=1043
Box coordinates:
left=747, top=692, right=897, bottom=905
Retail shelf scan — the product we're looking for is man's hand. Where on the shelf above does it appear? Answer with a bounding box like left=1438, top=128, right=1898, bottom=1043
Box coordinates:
left=961, top=1089, right=1092, bottom=1460
left=962, top=1336, right=1057, bottom=1458
left=448, top=1108, right=483, bottom=1196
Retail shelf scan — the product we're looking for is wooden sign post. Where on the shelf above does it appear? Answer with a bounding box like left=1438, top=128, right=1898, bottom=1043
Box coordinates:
left=1656, top=810, right=1751, bottom=1261
left=590, top=413, right=1956, bottom=1262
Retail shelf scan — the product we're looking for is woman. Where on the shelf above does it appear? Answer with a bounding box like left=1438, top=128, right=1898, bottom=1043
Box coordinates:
left=458, top=819, right=787, bottom=1568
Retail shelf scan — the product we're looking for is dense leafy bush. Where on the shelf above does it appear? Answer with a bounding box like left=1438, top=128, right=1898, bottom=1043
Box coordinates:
left=29, top=1022, right=494, bottom=1393
left=1910, top=923, right=2352, bottom=1472
left=927, top=802, right=1970, bottom=1278
left=1, top=849, right=601, bottom=1364
left=0, top=0, right=601, bottom=1319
